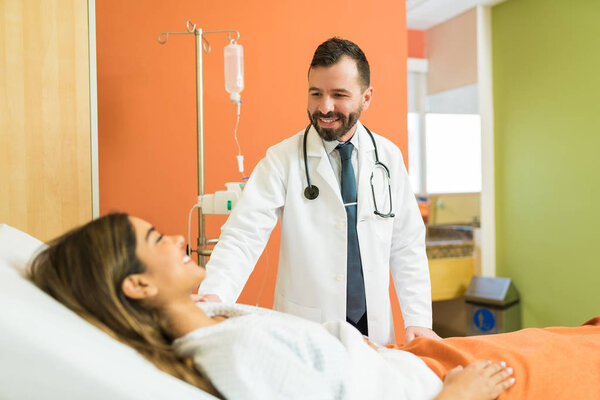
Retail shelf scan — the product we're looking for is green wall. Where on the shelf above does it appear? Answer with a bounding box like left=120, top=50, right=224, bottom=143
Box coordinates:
left=493, top=0, right=600, bottom=328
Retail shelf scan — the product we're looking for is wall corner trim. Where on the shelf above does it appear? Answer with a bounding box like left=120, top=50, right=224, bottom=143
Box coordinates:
left=88, top=0, right=100, bottom=219
left=477, top=5, right=496, bottom=277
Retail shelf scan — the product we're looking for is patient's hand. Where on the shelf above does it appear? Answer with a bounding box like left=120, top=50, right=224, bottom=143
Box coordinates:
left=435, top=360, right=515, bottom=400
left=191, top=294, right=222, bottom=303
left=405, top=326, right=441, bottom=342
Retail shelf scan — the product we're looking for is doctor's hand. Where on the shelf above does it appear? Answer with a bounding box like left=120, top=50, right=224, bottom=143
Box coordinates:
left=405, top=326, right=441, bottom=343
left=190, top=294, right=222, bottom=303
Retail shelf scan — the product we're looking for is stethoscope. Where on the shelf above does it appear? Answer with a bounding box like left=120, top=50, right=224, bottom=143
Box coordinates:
left=302, top=124, right=395, bottom=218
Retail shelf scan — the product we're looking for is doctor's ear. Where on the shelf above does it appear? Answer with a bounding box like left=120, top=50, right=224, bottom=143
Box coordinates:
left=121, top=274, right=158, bottom=300
left=361, top=86, right=374, bottom=111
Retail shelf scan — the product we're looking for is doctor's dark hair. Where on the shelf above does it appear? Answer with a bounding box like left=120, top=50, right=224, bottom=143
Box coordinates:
left=309, top=37, right=370, bottom=90
left=29, top=213, right=221, bottom=398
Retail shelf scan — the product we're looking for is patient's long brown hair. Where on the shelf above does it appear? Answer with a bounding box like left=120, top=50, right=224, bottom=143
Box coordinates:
left=29, top=213, right=220, bottom=397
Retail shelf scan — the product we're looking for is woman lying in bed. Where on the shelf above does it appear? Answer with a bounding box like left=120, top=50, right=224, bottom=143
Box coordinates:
left=29, top=213, right=600, bottom=400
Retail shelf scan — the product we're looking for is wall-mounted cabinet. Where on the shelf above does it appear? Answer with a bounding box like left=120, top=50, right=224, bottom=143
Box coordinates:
left=0, top=0, right=98, bottom=241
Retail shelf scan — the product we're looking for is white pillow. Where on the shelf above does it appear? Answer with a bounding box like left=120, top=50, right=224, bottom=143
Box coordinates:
left=0, top=223, right=46, bottom=275
left=0, top=224, right=216, bottom=400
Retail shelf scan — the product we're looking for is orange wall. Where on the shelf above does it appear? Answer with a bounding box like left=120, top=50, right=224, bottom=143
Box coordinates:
left=96, top=0, right=409, bottom=343
left=408, top=29, right=426, bottom=58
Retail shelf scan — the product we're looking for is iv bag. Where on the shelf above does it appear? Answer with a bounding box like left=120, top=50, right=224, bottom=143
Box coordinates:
left=224, top=43, right=244, bottom=103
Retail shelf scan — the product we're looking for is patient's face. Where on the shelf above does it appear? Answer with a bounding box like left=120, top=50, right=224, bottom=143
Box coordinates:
left=129, top=216, right=205, bottom=301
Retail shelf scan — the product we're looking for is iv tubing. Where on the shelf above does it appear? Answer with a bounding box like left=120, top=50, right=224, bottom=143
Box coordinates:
left=234, top=111, right=241, bottom=156
left=187, top=203, right=201, bottom=257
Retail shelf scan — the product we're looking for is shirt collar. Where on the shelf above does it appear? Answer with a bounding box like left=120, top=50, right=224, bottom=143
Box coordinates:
left=322, top=123, right=361, bottom=156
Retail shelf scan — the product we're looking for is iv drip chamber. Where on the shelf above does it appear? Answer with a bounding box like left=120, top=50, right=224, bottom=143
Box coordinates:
left=224, top=42, right=244, bottom=104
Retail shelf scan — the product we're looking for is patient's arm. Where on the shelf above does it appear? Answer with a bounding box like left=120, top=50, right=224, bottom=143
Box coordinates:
left=434, top=360, right=515, bottom=400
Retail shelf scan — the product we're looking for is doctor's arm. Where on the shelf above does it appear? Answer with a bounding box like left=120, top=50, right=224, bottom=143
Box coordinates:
left=197, top=151, right=286, bottom=303
left=405, top=326, right=440, bottom=341
left=388, top=157, right=437, bottom=341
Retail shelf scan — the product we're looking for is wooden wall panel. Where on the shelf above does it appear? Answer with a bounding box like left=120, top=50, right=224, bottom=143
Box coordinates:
left=0, top=0, right=92, bottom=241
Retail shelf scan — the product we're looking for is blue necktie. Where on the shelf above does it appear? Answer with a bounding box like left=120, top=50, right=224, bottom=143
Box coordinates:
left=336, top=142, right=367, bottom=324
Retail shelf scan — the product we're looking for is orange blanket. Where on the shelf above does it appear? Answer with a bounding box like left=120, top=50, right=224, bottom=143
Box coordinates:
left=392, top=317, right=600, bottom=399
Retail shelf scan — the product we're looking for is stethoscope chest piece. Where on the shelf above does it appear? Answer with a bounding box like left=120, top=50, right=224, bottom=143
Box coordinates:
left=304, top=185, right=319, bottom=200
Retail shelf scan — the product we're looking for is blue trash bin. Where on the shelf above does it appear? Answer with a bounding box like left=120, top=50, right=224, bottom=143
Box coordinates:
left=465, top=276, right=520, bottom=335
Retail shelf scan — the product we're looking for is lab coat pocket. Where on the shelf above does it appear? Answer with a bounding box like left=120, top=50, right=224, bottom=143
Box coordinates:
left=282, top=297, right=322, bottom=322
left=372, top=215, right=394, bottom=247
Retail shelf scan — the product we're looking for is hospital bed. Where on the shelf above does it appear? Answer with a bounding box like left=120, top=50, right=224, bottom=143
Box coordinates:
left=0, top=224, right=217, bottom=400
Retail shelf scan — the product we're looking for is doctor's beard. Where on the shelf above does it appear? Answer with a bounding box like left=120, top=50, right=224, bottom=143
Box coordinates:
left=308, top=110, right=361, bottom=142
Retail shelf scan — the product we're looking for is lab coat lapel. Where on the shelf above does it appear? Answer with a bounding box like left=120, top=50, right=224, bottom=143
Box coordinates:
left=356, top=123, right=375, bottom=221
left=305, top=126, right=343, bottom=204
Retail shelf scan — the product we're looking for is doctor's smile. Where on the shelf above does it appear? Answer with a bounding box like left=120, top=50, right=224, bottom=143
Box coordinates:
left=311, top=111, right=344, bottom=129
left=317, top=114, right=340, bottom=127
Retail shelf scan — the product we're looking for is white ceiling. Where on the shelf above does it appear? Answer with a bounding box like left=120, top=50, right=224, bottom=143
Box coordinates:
left=406, top=0, right=507, bottom=30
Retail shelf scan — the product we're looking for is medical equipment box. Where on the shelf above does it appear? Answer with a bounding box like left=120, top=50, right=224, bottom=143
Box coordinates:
left=465, top=276, right=521, bottom=335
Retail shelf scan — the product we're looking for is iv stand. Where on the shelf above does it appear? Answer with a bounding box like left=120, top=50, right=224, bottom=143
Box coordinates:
left=158, top=21, right=240, bottom=267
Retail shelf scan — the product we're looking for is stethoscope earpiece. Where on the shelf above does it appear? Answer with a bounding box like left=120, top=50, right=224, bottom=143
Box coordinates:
left=304, top=185, right=319, bottom=200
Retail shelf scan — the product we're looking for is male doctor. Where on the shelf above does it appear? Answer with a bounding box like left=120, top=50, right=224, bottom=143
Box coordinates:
left=197, top=37, right=439, bottom=344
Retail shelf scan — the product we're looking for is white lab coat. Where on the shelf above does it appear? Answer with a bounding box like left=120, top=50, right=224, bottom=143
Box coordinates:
left=199, top=122, right=432, bottom=344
